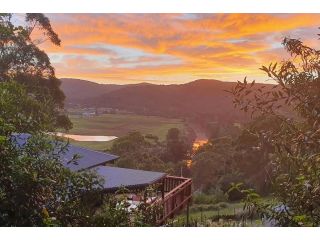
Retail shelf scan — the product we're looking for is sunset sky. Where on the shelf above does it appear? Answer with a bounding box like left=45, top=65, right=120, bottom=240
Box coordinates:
left=35, top=14, right=320, bottom=84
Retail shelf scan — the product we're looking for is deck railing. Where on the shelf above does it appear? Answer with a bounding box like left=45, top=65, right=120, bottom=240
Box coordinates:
left=152, top=175, right=192, bottom=226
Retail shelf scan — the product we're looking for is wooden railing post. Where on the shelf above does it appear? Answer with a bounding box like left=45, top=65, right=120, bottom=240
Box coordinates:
left=186, top=202, right=190, bottom=227
left=162, top=178, right=165, bottom=200
left=153, top=176, right=192, bottom=226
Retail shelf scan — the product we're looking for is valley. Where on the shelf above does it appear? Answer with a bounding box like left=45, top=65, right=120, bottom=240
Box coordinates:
left=61, top=113, right=188, bottom=151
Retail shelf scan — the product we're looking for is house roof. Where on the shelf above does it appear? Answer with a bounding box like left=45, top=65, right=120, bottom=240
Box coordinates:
left=58, top=144, right=119, bottom=171
left=12, top=133, right=119, bottom=171
left=94, top=166, right=167, bottom=191
left=11, top=133, right=166, bottom=191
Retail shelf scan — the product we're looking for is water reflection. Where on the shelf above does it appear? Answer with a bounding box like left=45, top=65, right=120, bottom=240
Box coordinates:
left=55, top=133, right=117, bottom=142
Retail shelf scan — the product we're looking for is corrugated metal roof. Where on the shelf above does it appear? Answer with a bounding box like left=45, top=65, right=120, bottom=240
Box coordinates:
left=11, top=134, right=166, bottom=190
left=94, top=166, right=167, bottom=191
left=12, top=133, right=119, bottom=171
left=59, top=144, right=119, bottom=171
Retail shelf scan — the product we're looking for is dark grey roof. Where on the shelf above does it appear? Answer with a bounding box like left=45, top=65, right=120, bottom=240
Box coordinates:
left=94, top=166, right=167, bottom=191
left=12, top=133, right=119, bottom=171
left=11, top=134, right=166, bottom=190
left=59, top=145, right=119, bottom=171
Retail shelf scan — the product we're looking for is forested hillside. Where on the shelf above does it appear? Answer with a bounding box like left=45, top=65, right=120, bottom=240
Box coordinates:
left=61, top=78, right=273, bottom=124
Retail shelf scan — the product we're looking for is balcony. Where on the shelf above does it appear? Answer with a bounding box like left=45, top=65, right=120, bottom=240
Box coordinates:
left=152, top=175, right=192, bottom=226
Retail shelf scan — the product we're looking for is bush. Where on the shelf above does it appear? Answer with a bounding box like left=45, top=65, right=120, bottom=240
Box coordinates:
left=193, top=194, right=215, bottom=205
left=190, top=204, right=220, bottom=213
left=206, top=205, right=220, bottom=211
left=193, top=191, right=227, bottom=205
left=218, top=202, right=229, bottom=209
left=227, top=187, right=245, bottom=201
left=208, top=187, right=228, bottom=202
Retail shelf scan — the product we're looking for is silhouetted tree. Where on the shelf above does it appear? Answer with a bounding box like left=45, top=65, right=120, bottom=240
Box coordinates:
left=0, top=14, right=159, bottom=227
left=164, top=128, right=190, bottom=163
left=231, top=36, right=320, bottom=226
left=0, top=13, right=71, bottom=130
left=0, top=81, right=103, bottom=226
left=111, top=131, right=170, bottom=172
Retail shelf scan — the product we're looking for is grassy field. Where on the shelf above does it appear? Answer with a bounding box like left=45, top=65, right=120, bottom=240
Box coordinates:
left=172, top=197, right=274, bottom=227
left=63, top=113, right=186, bottom=151
left=173, top=201, right=263, bottom=227
left=176, top=202, right=244, bottom=222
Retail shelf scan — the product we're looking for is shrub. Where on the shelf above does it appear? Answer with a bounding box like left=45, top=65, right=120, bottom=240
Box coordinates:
left=218, top=202, right=229, bottom=209
left=193, top=193, right=215, bottom=205
left=207, top=205, right=220, bottom=211
left=193, top=191, right=227, bottom=205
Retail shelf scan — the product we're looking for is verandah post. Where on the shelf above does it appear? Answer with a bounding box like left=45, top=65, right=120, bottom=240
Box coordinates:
left=186, top=202, right=190, bottom=226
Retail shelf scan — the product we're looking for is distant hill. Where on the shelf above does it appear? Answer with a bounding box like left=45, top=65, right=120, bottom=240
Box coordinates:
left=60, top=78, right=272, bottom=124
left=60, top=78, right=124, bottom=102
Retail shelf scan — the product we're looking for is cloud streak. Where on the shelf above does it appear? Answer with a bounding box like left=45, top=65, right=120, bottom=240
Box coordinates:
left=36, top=13, right=320, bottom=84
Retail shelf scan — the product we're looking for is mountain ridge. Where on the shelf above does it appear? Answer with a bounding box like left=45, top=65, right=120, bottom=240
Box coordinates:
left=61, top=78, right=272, bottom=123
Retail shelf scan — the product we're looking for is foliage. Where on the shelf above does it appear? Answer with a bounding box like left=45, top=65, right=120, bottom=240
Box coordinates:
left=231, top=36, right=320, bottom=226
left=91, top=187, right=163, bottom=227
left=164, top=128, right=190, bottom=163
left=226, top=182, right=246, bottom=202
left=172, top=200, right=257, bottom=227
left=191, top=137, right=239, bottom=193
left=0, top=68, right=162, bottom=228
left=111, top=131, right=170, bottom=172
left=191, top=118, right=278, bottom=198
left=0, top=132, right=104, bottom=226
left=193, top=191, right=227, bottom=205
left=0, top=81, right=57, bottom=133
left=90, top=193, right=132, bottom=227
left=0, top=14, right=161, bottom=226
left=0, top=79, right=103, bottom=226
left=110, top=129, right=193, bottom=175
left=232, top=117, right=277, bottom=194
left=0, top=13, right=71, bottom=130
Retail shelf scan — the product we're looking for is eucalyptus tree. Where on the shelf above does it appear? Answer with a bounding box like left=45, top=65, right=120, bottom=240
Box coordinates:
left=0, top=14, right=106, bottom=226
left=0, top=13, right=162, bottom=227
left=231, top=36, right=320, bottom=226
left=0, top=13, right=71, bottom=130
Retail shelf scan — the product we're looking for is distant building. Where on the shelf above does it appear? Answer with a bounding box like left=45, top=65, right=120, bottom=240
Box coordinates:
left=82, top=111, right=96, bottom=117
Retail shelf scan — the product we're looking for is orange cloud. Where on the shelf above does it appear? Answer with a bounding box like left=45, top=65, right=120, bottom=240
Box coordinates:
left=35, top=14, right=320, bottom=84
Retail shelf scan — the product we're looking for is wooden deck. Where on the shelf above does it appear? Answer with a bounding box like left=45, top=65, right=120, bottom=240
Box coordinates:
left=152, top=175, right=192, bottom=226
